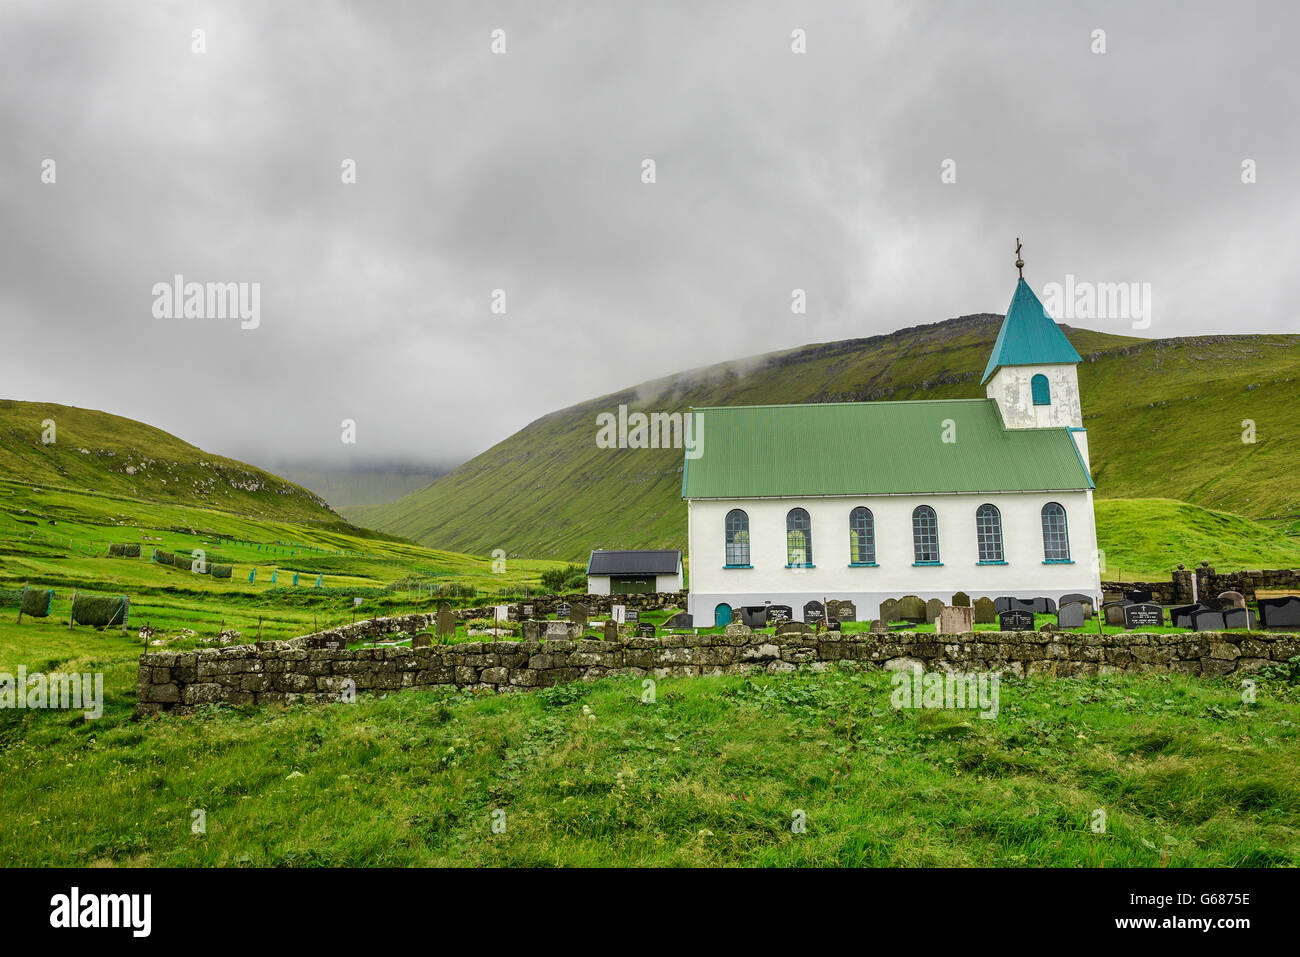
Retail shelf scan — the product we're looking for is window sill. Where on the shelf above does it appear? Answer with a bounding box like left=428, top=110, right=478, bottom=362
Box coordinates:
left=912, top=561, right=943, bottom=567
left=1042, top=559, right=1074, bottom=565
left=848, top=562, right=878, bottom=568
left=723, top=564, right=753, bottom=569
left=977, top=560, right=1008, bottom=565
left=785, top=564, right=816, bottom=569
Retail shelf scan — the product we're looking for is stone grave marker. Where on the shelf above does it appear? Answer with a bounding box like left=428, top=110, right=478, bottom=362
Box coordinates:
left=938, top=605, right=973, bottom=633
left=1170, top=604, right=1208, bottom=629
left=412, top=632, right=432, bottom=649
left=879, top=598, right=901, bottom=623
left=972, top=597, right=997, bottom=624
left=898, top=596, right=926, bottom=622
left=1031, top=597, right=1057, bottom=614
left=803, top=600, right=825, bottom=625
left=611, top=604, right=626, bottom=624
left=637, top=623, right=656, bottom=639
left=666, top=612, right=693, bottom=628
left=1124, top=589, right=1153, bottom=604
left=626, top=608, right=640, bottom=624
left=767, top=605, right=793, bottom=624
left=603, top=619, right=618, bottom=642
left=436, top=603, right=455, bottom=642
left=1218, top=591, right=1247, bottom=609
left=556, top=601, right=571, bottom=620
left=1259, top=596, right=1300, bottom=629
left=1102, top=602, right=1129, bottom=626
left=828, top=599, right=857, bottom=622
left=1123, top=603, right=1164, bottom=629
left=999, top=609, right=1034, bottom=631
left=1190, top=608, right=1226, bottom=631
left=522, top=604, right=535, bottom=619
left=925, top=598, right=944, bottom=623
left=741, top=606, right=768, bottom=629
left=507, top=605, right=520, bottom=622
left=951, top=591, right=971, bottom=607
left=776, top=620, right=812, bottom=637
left=572, top=603, right=588, bottom=629
left=1224, top=607, right=1257, bottom=629
left=1060, top=593, right=1091, bottom=608
left=868, top=619, right=889, bottom=634
left=1056, top=602, right=1085, bottom=629
left=994, top=597, right=1014, bottom=613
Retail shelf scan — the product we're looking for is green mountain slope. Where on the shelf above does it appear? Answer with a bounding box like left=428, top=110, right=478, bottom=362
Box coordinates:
left=0, top=400, right=340, bottom=523
left=350, top=316, right=1300, bottom=561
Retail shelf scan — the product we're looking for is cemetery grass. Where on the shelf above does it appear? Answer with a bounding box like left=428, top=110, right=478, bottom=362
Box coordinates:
left=1, top=648, right=1298, bottom=866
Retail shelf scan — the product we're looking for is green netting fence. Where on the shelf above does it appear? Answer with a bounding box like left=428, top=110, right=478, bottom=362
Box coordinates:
left=71, top=594, right=130, bottom=628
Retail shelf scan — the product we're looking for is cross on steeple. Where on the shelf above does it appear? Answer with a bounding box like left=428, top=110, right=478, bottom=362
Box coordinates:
left=1015, top=238, right=1024, bottom=278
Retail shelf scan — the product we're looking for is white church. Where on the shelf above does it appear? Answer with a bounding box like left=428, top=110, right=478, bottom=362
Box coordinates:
left=682, top=256, right=1102, bottom=627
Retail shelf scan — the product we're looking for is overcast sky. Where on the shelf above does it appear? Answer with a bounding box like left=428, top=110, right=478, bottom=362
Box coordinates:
left=2, top=1, right=1296, bottom=470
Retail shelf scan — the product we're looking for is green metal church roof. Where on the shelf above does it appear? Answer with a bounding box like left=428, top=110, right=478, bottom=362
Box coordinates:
left=981, top=278, right=1082, bottom=384
left=681, top=398, right=1093, bottom=499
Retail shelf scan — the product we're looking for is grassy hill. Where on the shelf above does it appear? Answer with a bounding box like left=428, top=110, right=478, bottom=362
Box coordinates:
left=350, top=317, right=1300, bottom=564
left=0, top=400, right=340, bottom=524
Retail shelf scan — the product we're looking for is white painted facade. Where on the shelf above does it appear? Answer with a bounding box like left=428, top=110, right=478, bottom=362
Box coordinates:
left=984, top=362, right=1090, bottom=467
left=587, top=571, right=683, bottom=595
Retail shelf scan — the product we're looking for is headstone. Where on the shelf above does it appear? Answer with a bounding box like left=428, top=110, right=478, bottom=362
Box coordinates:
left=1190, top=608, right=1226, bottom=632
left=556, top=602, right=572, bottom=620
left=868, top=619, right=889, bottom=634
left=626, top=608, right=640, bottom=624
left=972, top=597, right=997, bottom=624
left=740, top=606, right=768, bottom=629
left=1218, top=591, right=1247, bottom=609
left=1102, top=602, right=1128, bottom=626
left=776, top=620, right=813, bottom=637
left=507, top=605, right=520, bottom=621
left=412, top=632, right=432, bottom=649
left=611, top=605, right=626, bottom=624
left=436, top=604, right=455, bottom=641
left=999, top=609, right=1034, bottom=631
left=666, top=612, right=693, bottom=629
left=1259, top=597, right=1300, bottom=629
left=994, top=597, right=1013, bottom=614
left=766, top=605, right=793, bottom=625
left=572, top=603, right=588, bottom=629
left=828, top=599, right=857, bottom=622
left=803, top=600, right=825, bottom=625
left=824, top=618, right=841, bottom=632
left=951, top=591, right=971, bottom=607
left=1124, top=589, right=1153, bottom=604
left=1060, top=593, right=1092, bottom=609
left=1056, top=602, right=1085, bottom=629
left=1123, top=603, right=1164, bottom=629
left=925, top=599, right=943, bottom=623
left=1009, top=598, right=1037, bottom=614
left=1224, top=607, right=1257, bottom=630
left=522, top=604, right=535, bottom=619
left=637, top=623, right=656, bottom=639
left=898, top=596, right=926, bottom=622
left=603, top=619, right=618, bottom=642
left=494, top=605, right=509, bottom=623
left=938, top=605, right=973, bottom=634
left=879, top=598, right=901, bottom=623
left=1030, top=597, right=1057, bottom=614
left=1170, top=603, right=1208, bottom=629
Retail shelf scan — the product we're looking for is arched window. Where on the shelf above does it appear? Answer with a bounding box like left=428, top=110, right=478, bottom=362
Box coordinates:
left=786, top=508, right=813, bottom=567
left=1031, top=373, right=1051, bottom=406
left=976, top=504, right=1004, bottom=562
left=912, top=505, right=940, bottom=564
left=849, top=507, right=875, bottom=565
left=724, top=509, right=750, bottom=567
left=1041, top=502, right=1070, bottom=561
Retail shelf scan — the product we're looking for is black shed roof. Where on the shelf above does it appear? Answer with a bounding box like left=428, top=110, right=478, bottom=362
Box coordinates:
left=586, top=550, right=682, bottom=576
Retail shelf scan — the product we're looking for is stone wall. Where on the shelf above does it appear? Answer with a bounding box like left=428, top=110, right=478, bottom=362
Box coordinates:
left=1195, top=564, right=1300, bottom=601
left=135, top=620, right=1300, bottom=714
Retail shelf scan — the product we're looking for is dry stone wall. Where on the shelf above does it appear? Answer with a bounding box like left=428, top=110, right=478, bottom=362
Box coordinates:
left=135, top=620, right=1300, bottom=714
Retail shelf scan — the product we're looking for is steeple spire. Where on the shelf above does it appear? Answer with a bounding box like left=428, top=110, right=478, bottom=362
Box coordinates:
left=1015, top=237, right=1024, bottom=279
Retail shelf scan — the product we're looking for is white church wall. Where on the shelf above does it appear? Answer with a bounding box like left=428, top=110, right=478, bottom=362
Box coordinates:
left=686, top=491, right=1101, bottom=621
left=986, top=363, right=1082, bottom=430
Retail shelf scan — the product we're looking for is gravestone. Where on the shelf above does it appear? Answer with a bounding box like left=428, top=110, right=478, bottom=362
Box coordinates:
left=436, top=604, right=455, bottom=642
left=803, top=600, right=825, bottom=625
left=1030, top=597, right=1057, bottom=614
left=494, top=605, right=509, bottom=624
left=1124, top=589, right=1153, bottom=604
left=766, top=605, right=793, bottom=625
left=1170, top=603, right=1208, bottom=629
left=828, top=599, right=857, bottom=622
left=507, top=605, right=520, bottom=622
left=603, top=619, right=619, bottom=642
left=1102, top=602, right=1129, bottom=627
left=898, top=596, right=926, bottom=622
left=1218, top=591, right=1247, bottom=609
left=572, top=603, right=588, bottom=629
left=938, top=605, right=973, bottom=634
left=776, top=620, right=812, bottom=637
left=879, top=598, right=901, bottom=623
left=999, top=609, right=1034, bottom=632
left=1056, top=602, right=1085, bottom=629
left=556, top=602, right=571, bottom=620
left=868, top=619, right=889, bottom=635
left=666, top=612, right=693, bottom=629
left=925, top=599, right=944, bottom=623
left=1123, top=603, right=1164, bottom=629
left=412, top=632, right=432, bottom=649
left=626, top=609, right=640, bottom=624
left=611, top=605, right=626, bottom=624
left=1190, top=608, right=1226, bottom=632
left=1009, top=598, right=1037, bottom=614
left=522, top=604, right=535, bottom=619
left=1224, top=607, right=1257, bottom=629
left=994, top=597, right=1014, bottom=614
left=1060, top=593, right=1092, bottom=608
left=637, top=623, right=656, bottom=639
left=1259, top=597, right=1300, bottom=629
left=824, top=618, right=841, bottom=632
left=741, top=606, right=769, bottom=629
left=951, top=591, right=971, bottom=607
left=972, top=597, right=997, bottom=624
